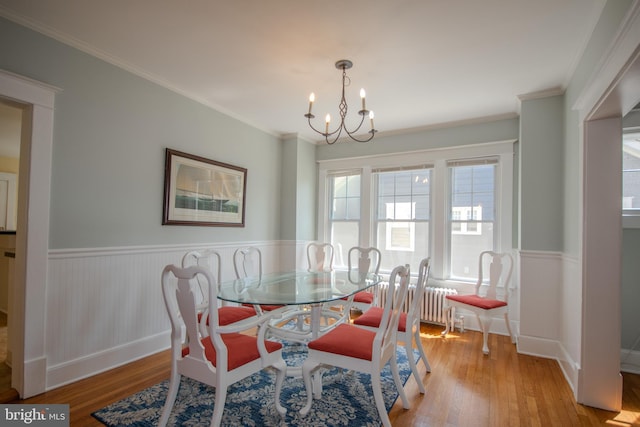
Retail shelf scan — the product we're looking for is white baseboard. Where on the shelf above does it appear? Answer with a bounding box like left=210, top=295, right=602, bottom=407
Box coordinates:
left=517, top=334, right=563, bottom=358
left=23, top=356, right=47, bottom=399
left=621, top=348, right=640, bottom=374
left=518, top=334, right=579, bottom=395
left=45, top=331, right=169, bottom=391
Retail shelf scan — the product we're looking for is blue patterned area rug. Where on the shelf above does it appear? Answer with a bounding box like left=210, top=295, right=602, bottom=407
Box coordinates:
left=92, top=342, right=419, bottom=426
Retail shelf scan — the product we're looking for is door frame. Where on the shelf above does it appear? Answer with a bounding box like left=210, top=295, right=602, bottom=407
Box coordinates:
left=0, top=70, right=56, bottom=398
left=573, top=3, right=640, bottom=411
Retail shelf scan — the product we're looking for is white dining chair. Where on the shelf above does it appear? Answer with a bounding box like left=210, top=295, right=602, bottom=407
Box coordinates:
left=442, top=250, right=515, bottom=355
left=353, top=257, right=431, bottom=394
left=306, top=242, right=334, bottom=272
left=323, top=246, right=382, bottom=320
left=159, top=264, right=287, bottom=427
left=306, top=242, right=344, bottom=330
left=234, top=246, right=307, bottom=334
left=347, top=246, right=382, bottom=312
left=299, top=264, right=411, bottom=427
left=233, top=246, right=284, bottom=314
left=181, top=249, right=256, bottom=333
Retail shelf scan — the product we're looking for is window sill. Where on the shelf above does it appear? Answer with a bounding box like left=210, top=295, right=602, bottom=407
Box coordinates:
left=623, top=214, right=640, bottom=229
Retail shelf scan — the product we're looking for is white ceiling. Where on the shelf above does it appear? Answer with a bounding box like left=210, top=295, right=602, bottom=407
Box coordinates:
left=0, top=0, right=606, bottom=144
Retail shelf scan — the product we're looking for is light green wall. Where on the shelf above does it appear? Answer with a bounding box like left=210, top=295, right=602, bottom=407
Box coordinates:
left=296, top=137, right=317, bottom=240
left=622, top=229, right=640, bottom=348
left=316, top=117, right=519, bottom=161
left=280, top=135, right=317, bottom=242
left=519, top=95, right=564, bottom=251
left=0, top=17, right=283, bottom=248
left=281, top=136, right=298, bottom=241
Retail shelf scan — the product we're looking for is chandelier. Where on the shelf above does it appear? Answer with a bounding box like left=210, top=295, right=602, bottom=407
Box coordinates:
left=304, top=59, right=377, bottom=144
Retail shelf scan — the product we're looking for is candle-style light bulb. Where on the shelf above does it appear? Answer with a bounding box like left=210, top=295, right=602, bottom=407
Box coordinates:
left=369, top=111, right=375, bottom=129
left=360, top=88, right=366, bottom=111
left=325, top=114, right=331, bottom=134
left=308, top=93, right=315, bottom=115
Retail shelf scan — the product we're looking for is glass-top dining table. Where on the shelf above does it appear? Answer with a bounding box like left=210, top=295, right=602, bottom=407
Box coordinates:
left=218, top=269, right=382, bottom=341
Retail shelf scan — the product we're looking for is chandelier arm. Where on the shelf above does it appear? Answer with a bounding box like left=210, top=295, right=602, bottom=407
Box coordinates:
left=344, top=113, right=377, bottom=142
left=306, top=115, right=330, bottom=136
left=325, top=126, right=344, bottom=145
left=304, top=59, right=377, bottom=144
left=346, top=130, right=376, bottom=143
left=344, top=112, right=367, bottom=135
left=306, top=115, right=345, bottom=143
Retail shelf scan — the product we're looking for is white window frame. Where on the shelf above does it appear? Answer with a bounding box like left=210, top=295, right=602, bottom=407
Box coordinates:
left=317, top=140, right=514, bottom=282
left=622, top=129, right=640, bottom=228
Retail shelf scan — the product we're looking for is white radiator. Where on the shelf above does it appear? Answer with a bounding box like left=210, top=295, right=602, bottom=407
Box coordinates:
left=375, top=283, right=457, bottom=325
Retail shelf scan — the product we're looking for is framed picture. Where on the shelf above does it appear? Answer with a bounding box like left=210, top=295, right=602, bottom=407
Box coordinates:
left=163, top=148, right=247, bottom=227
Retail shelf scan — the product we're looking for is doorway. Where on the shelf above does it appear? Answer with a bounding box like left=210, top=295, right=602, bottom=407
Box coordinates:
left=0, top=70, right=55, bottom=398
left=577, top=28, right=640, bottom=410
left=0, top=98, right=21, bottom=394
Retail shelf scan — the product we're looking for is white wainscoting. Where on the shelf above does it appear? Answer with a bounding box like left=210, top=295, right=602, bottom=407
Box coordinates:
left=559, top=254, right=582, bottom=392
left=43, top=243, right=602, bottom=394
left=516, top=250, right=581, bottom=395
left=45, top=240, right=307, bottom=390
left=517, top=250, right=561, bottom=353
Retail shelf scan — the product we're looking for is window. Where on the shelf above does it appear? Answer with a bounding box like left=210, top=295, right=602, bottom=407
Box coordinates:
left=317, top=141, right=513, bottom=282
left=328, top=172, right=361, bottom=267
left=451, top=206, right=483, bottom=235
left=623, top=132, right=640, bottom=211
left=448, top=160, right=496, bottom=281
left=373, top=167, right=431, bottom=272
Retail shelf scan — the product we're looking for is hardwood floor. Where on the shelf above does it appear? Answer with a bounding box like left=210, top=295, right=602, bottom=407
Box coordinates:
left=13, top=323, right=640, bottom=426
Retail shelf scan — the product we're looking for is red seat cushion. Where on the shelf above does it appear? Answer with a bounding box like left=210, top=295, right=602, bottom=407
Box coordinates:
left=341, top=291, right=374, bottom=304
left=182, top=333, right=283, bottom=371
left=352, top=306, right=408, bottom=332
left=260, top=305, right=284, bottom=312
left=446, top=294, right=507, bottom=310
left=308, top=323, right=375, bottom=361
left=353, top=291, right=374, bottom=304
left=217, top=306, right=256, bottom=325
left=197, top=306, right=257, bottom=327
left=241, top=303, right=284, bottom=312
